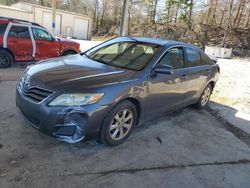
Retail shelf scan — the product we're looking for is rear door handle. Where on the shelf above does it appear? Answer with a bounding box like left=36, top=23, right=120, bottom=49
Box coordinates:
left=181, top=74, right=188, bottom=79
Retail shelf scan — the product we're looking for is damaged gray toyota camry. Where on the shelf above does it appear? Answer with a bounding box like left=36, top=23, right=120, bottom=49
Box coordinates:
left=16, top=37, right=220, bottom=146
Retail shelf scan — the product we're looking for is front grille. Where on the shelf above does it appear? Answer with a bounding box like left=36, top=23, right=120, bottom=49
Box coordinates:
left=22, top=87, right=53, bottom=103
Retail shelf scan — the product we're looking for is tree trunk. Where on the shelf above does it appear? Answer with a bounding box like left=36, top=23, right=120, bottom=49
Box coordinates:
left=174, top=3, right=180, bottom=23
left=206, top=0, right=212, bottom=24
left=219, top=0, right=229, bottom=27
left=235, top=0, right=245, bottom=28
left=188, top=0, right=193, bottom=29
left=245, top=11, right=250, bottom=28
left=233, top=0, right=243, bottom=27
left=211, top=0, right=218, bottom=25
left=152, top=0, right=158, bottom=24
left=221, top=0, right=234, bottom=47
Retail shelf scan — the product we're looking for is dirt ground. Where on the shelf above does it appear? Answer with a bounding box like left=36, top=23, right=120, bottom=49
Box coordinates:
left=0, top=57, right=250, bottom=187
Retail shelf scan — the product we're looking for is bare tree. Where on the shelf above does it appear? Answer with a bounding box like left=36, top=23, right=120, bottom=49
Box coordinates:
left=221, top=0, right=234, bottom=47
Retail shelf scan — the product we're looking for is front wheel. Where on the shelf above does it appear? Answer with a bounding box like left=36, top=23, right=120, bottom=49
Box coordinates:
left=100, top=101, right=138, bottom=146
left=195, top=84, right=212, bottom=109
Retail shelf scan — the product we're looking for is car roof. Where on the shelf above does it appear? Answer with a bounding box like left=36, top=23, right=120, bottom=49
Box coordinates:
left=0, top=16, right=43, bottom=28
left=120, top=36, right=197, bottom=48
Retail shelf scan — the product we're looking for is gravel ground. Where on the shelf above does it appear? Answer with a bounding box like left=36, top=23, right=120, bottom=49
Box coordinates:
left=209, top=58, right=250, bottom=135
left=211, top=58, right=250, bottom=114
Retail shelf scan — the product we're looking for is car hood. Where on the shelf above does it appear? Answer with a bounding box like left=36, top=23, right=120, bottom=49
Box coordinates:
left=57, top=37, right=79, bottom=45
left=26, top=54, right=135, bottom=91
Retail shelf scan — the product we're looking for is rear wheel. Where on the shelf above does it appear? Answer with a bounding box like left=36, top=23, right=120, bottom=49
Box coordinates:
left=100, top=101, right=138, bottom=146
left=0, top=50, right=14, bottom=68
left=195, top=84, right=212, bottom=109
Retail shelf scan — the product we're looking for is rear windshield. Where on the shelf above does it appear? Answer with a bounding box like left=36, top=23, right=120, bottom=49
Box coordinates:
left=0, top=24, right=7, bottom=35
left=85, top=42, right=161, bottom=71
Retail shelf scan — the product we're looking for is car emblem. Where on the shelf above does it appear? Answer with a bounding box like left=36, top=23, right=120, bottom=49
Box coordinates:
left=23, top=74, right=30, bottom=88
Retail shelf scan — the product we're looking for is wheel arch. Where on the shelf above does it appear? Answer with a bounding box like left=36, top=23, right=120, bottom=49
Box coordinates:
left=208, top=80, right=215, bottom=91
left=117, top=97, right=142, bottom=125
left=0, top=47, right=15, bottom=62
left=61, top=49, right=77, bottom=56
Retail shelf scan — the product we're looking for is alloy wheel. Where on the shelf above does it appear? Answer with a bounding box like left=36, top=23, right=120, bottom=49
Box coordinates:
left=109, top=109, right=134, bottom=140
left=201, top=87, right=211, bottom=106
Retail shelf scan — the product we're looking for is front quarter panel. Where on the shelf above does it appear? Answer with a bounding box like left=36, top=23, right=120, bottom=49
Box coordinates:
left=97, top=76, right=148, bottom=122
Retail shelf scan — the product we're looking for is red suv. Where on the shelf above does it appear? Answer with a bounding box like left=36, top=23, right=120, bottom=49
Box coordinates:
left=0, top=17, right=81, bottom=68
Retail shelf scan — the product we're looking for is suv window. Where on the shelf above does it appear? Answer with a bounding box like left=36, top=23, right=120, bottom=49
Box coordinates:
left=32, top=28, right=53, bottom=41
left=0, top=24, right=7, bottom=35
left=185, top=47, right=201, bottom=67
left=158, top=47, right=184, bottom=69
left=8, top=25, right=30, bottom=39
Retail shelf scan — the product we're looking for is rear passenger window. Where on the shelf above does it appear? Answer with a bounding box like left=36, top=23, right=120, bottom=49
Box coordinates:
left=201, top=53, right=214, bottom=65
left=8, top=26, right=30, bottom=39
left=0, top=24, right=7, bottom=35
left=158, top=47, right=184, bottom=69
left=185, top=47, right=201, bottom=67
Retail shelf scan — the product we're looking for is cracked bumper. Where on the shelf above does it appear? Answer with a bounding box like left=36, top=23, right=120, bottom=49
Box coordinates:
left=16, top=85, right=110, bottom=143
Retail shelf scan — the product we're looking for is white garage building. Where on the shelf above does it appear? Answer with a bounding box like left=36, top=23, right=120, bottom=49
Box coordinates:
left=0, top=2, right=92, bottom=40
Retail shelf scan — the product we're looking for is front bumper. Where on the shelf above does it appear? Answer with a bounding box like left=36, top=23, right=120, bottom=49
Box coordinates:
left=16, top=84, right=110, bottom=143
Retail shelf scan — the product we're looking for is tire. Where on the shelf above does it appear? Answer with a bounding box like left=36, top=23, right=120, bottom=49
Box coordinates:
left=62, top=50, right=76, bottom=56
left=195, top=84, right=213, bottom=109
left=100, top=101, right=138, bottom=146
left=0, top=49, right=14, bottom=68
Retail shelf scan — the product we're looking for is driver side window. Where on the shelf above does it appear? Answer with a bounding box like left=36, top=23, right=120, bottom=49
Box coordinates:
left=158, top=47, right=184, bottom=69
left=32, top=28, right=53, bottom=41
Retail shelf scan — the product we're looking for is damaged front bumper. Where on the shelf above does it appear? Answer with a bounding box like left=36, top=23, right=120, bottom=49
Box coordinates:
left=16, top=85, right=110, bottom=143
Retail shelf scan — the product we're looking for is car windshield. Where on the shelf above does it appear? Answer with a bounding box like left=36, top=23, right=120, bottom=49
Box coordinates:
left=84, top=42, right=161, bottom=71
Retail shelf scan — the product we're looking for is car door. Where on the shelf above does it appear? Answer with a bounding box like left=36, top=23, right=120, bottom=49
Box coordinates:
left=146, top=47, right=190, bottom=118
left=183, top=46, right=210, bottom=102
left=7, top=25, right=33, bottom=61
left=31, top=27, right=60, bottom=60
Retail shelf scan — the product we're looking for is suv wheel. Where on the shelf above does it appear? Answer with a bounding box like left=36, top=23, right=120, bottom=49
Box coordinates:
left=100, top=101, right=138, bottom=146
left=195, top=84, right=212, bottom=109
left=0, top=50, right=14, bottom=68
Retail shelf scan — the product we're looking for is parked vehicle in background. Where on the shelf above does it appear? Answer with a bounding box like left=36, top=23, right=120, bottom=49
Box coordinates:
left=0, top=17, right=81, bottom=68
left=16, top=37, right=220, bottom=146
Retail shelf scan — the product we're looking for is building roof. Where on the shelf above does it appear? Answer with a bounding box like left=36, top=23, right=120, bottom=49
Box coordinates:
left=0, top=4, right=31, bottom=12
left=11, top=1, right=91, bottom=20
left=0, top=16, right=42, bottom=27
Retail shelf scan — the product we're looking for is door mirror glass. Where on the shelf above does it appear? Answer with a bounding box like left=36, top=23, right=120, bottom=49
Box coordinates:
left=154, top=64, right=173, bottom=75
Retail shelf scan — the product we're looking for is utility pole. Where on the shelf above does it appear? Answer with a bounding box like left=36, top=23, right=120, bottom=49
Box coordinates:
left=120, top=0, right=129, bottom=36
left=52, top=0, right=57, bottom=36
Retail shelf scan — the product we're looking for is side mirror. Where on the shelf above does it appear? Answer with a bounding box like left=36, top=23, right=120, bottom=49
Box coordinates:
left=154, top=64, right=174, bottom=75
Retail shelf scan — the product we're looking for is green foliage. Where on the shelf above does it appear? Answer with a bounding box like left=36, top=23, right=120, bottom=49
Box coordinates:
left=0, top=0, right=18, bottom=5
left=179, top=13, right=188, bottom=22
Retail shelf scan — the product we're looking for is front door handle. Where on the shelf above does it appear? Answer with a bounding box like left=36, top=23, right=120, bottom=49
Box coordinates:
left=205, top=69, right=211, bottom=76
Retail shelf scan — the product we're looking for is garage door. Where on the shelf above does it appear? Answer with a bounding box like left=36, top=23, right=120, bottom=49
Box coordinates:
left=42, top=12, right=61, bottom=36
left=73, top=18, right=88, bottom=39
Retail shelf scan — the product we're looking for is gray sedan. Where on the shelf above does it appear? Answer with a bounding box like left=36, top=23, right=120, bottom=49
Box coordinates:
left=16, top=37, right=220, bottom=146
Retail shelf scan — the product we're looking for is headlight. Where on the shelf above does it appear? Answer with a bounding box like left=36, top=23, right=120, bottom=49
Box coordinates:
left=49, top=93, right=104, bottom=106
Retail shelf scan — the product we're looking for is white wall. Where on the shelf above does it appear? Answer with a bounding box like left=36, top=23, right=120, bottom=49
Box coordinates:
left=7, top=2, right=92, bottom=40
